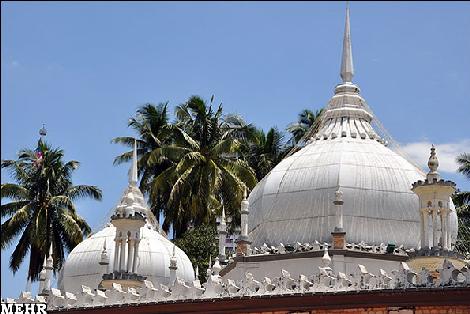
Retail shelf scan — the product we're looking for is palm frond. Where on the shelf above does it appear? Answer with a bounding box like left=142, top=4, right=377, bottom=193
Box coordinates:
left=1, top=183, right=28, bottom=200
left=67, top=185, right=102, bottom=201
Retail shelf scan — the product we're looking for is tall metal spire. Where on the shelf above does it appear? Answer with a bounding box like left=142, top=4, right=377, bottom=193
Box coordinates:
left=340, top=2, right=354, bottom=83
left=129, top=140, right=138, bottom=185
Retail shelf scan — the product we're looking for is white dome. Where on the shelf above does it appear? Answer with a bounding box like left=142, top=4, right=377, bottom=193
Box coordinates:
left=248, top=82, right=458, bottom=248
left=59, top=225, right=195, bottom=293
left=59, top=145, right=195, bottom=293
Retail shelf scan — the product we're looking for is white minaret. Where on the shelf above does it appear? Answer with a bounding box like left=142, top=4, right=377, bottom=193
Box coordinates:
left=217, top=204, right=227, bottom=262
left=340, top=3, right=354, bottom=83
left=169, top=244, right=178, bottom=286
left=334, top=189, right=344, bottom=231
left=331, top=189, right=346, bottom=249
left=38, top=244, right=53, bottom=296
left=240, top=187, right=249, bottom=239
left=99, top=239, right=110, bottom=274
left=236, top=187, right=252, bottom=256
left=101, top=140, right=147, bottom=289
left=412, top=146, right=456, bottom=250
left=322, top=244, right=332, bottom=267
left=206, top=256, right=212, bottom=279
left=212, top=256, right=222, bottom=277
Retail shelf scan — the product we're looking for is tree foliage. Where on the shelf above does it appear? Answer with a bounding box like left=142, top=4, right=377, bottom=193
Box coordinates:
left=454, top=152, right=470, bottom=257
left=1, top=139, right=102, bottom=280
left=114, top=99, right=324, bottom=240
left=172, top=224, right=218, bottom=282
left=286, top=108, right=323, bottom=146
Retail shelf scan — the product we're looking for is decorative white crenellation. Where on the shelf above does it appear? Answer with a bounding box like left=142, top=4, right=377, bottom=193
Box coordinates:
left=217, top=204, right=227, bottom=262
left=14, top=259, right=470, bottom=310
left=250, top=240, right=409, bottom=256
left=203, top=256, right=224, bottom=298
left=412, top=146, right=456, bottom=250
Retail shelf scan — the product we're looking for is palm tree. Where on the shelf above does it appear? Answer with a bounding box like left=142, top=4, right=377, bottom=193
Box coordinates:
left=457, top=153, right=470, bottom=177
left=149, top=96, right=257, bottom=237
left=112, top=103, right=176, bottom=220
left=286, top=109, right=323, bottom=145
left=1, top=139, right=102, bottom=281
left=246, top=127, right=286, bottom=181
left=454, top=152, right=470, bottom=256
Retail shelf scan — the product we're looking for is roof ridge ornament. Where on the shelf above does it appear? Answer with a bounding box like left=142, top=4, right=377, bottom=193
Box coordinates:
left=340, top=2, right=354, bottom=83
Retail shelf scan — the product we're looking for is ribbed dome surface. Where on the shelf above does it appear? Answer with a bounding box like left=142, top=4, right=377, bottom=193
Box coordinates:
left=249, top=137, right=422, bottom=247
left=59, top=225, right=195, bottom=293
left=248, top=82, right=458, bottom=248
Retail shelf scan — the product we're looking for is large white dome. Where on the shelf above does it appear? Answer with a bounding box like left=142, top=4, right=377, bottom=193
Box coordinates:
left=248, top=83, right=458, bottom=248
left=59, top=225, right=195, bottom=294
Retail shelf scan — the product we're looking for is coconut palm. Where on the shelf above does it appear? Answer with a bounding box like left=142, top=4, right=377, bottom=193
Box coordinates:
left=287, top=108, right=323, bottom=145
left=454, top=152, right=470, bottom=256
left=1, top=139, right=102, bottom=280
left=457, top=153, right=470, bottom=178
left=245, top=127, right=286, bottom=181
left=149, top=96, right=257, bottom=237
left=112, top=103, right=177, bottom=220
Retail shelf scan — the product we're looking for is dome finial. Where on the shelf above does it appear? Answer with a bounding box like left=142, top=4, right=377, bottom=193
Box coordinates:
left=427, top=145, right=440, bottom=181
left=129, top=140, right=138, bottom=185
left=340, top=2, right=354, bottom=83
left=39, top=124, right=47, bottom=138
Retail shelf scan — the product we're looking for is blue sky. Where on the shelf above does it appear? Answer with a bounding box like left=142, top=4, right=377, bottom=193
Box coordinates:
left=1, top=1, right=469, bottom=298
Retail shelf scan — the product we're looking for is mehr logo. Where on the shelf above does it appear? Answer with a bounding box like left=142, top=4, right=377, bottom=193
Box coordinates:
left=1, top=303, right=47, bottom=314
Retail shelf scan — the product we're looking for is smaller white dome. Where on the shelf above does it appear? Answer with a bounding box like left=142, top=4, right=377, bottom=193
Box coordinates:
left=59, top=146, right=195, bottom=294
left=59, top=225, right=195, bottom=293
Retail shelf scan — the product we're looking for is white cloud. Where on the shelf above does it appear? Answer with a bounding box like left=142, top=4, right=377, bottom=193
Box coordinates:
left=400, top=139, right=470, bottom=173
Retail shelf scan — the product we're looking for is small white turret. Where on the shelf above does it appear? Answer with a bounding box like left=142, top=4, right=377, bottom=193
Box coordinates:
left=236, top=187, right=252, bottom=256
left=101, top=140, right=147, bottom=289
left=39, top=244, right=53, bottom=296
left=99, top=240, right=109, bottom=266
left=217, top=204, right=227, bottom=262
left=212, top=256, right=222, bottom=276
left=322, top=244, right=332, bottom=267
left=412, top=146, right=456, bottom=251
left=240, top=187, right=249, bottom=238
left=331, top=188, right=346, bottom=249
left=169, top=244, right=178, bottom=286
left=206, top=256, right=212, bottom=278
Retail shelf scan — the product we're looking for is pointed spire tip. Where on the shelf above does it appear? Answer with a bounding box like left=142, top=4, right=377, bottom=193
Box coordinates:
left=129, top=140, right=138, bottom=185
left=340, top=2, right=354, bottom=83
